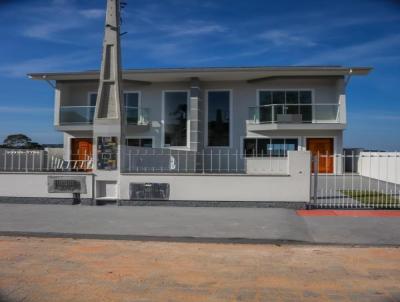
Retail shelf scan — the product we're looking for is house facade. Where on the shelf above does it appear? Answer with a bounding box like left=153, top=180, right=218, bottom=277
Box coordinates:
left=29, top=66, right=370, bottom=175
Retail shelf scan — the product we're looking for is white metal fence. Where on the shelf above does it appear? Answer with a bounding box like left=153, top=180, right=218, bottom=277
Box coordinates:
left=122, top=147, right=289, bottom=174
left=311, top=153, right=400, bottom=209
left=358, top=152, right=400, bottom=184
left=0, top=149, right=93, bottom=172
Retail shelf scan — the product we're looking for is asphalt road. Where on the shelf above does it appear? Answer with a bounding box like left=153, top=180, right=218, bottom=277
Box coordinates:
left=0, top=203, right=399, bottom=245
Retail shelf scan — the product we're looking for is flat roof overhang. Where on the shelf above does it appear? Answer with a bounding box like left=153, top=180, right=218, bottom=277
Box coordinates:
left=27, top=66, right=372, bottom=83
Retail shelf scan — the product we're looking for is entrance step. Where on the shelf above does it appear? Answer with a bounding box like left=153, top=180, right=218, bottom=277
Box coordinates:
left=95, top=199, right=118, bottom=206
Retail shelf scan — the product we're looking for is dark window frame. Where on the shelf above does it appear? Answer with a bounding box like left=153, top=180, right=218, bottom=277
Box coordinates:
left=243, top=138, right=299, bottom=157
left=126, top=138, right=153, bottom=148
left=163, top=91, right=189, bottom=147
left=124, top=92, right=140, bottom=124
left=258, top=90, right=313, bottom=106
left=258, top=90, right=313, bottom=123
left=207, top=90, right=231, bottom=147
left=88, top=92, right=98, bottom=107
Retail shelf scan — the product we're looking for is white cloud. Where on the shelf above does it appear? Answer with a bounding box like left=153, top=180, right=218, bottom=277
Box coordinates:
left=297, top=34, right=400, bottom=65
left=161, top=23, right=226, bottom=37
left=19, top=1, right=104, bottom=43
left=23, top=22, right=80, bottom=40
left=80, top=9, right=105, bottom=19
left=258, top=30, right=316, bottom=47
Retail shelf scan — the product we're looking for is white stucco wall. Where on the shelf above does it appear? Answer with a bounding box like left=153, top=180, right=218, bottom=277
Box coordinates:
left=358, top=152, right=400, bottom=185
left=0, top=152, right=310, bottom=202
left=119, top=151, right=311, bottom=202
left=0, top=173, right=93, bottom=198
left=58, top=78, right=344, bottom=156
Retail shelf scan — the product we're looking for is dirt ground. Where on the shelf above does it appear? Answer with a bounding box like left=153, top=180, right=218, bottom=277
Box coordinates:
left=0, top=237, right=399, bottom=302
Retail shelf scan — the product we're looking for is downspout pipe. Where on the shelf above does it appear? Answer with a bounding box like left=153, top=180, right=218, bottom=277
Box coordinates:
left=344, top=68, right=353, bottom=88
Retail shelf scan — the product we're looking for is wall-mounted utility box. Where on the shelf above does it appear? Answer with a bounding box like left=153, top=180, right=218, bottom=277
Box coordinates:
left=130, top=183, right=170, bottom=201
left=48, top=176, right=87, bottom=194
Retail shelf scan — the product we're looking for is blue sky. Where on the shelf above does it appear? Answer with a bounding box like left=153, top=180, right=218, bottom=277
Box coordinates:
left=0, top=0, right=399, bottom=150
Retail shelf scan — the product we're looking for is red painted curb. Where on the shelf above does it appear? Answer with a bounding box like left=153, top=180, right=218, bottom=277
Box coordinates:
left=297, top=210, right=400, bottom=217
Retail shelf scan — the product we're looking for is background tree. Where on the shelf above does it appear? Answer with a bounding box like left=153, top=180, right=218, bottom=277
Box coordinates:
left=2, top=134, right=43, bottom=149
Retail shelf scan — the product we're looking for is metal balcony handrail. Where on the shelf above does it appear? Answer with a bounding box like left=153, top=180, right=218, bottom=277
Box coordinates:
left=248, top=103, right=340, bottom=124
left=59, top=106, right=95, bottom=125
left=255, top=103, right=339, bottom=108
left=125, top=106, right=150, bottom=125
left=60, top=105, right=96, bottom=108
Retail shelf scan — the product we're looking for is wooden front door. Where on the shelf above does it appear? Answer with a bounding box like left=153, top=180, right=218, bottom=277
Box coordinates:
left=307, top=138, right=334, bottom=173
left=71, top=138, right=93, bottom=171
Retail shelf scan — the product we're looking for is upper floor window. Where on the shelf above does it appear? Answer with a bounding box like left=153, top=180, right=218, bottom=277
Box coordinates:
left=207, top=91, right=230, bottom=147
left=259, top=90, right=312, bottom=106
left=124, top=92, right=139, bottom=107
left=259, top=90, right=312, bottom=122
left=89, top=93, right=97, bottom=107
left=124, top=92, right=140, bottom=124
left=163, top=91, right=188, bottom=147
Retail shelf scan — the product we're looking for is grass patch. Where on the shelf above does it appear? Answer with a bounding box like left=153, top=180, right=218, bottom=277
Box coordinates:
left=340, top=190, right=400, bottom=206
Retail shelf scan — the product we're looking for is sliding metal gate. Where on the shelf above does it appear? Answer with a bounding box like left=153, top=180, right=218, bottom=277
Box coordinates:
left=310, top=153, right=400, bottom=209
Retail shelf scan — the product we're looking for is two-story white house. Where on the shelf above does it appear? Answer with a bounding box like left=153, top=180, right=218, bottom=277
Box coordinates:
left=29, top=66, right=371, bottom=175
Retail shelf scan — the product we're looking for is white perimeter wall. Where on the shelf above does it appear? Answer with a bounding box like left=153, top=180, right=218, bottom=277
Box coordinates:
left=0, top=152, right=311, bottom=202
left=0, top=173, right=93, bottom=198
left=358, top=152, right=400, bottom=185
left=119, top=151, right=311, bottom=202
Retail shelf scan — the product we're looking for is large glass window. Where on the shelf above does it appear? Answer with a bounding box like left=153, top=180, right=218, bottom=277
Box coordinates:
left=259, top=91, right=272, bottom=122
left=299, top=91, right=312, bottom=122
left=124, top=92, right=139, bottom=107
left=256, top=138, right=270, bottom=157
left=286, top=91, right=299, bottom=115
left=208, top=91, right=230, bottom=147
left=124, top=92, right=140, bottom=124
left=243, top=138, right=298, bottom=157
left=126, top=138, right=153, bottom=147
left=89, top=93, right=97, bottom=106
left=258, top=90, right=313, bottom=122
left=244, top=138, right=257, bottom=157
left=259, top=91, right=272, bottom=106
left=164, top=91, right=188, bottom=147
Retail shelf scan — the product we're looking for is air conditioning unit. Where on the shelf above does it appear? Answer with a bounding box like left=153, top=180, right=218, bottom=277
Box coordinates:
left=276, top=114, right=302, bottom=123
left=129, top=183, right=170, bottom=200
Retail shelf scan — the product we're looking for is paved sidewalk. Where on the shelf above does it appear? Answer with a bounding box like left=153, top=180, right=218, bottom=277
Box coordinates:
left=0, top=204, right=399, bottom=245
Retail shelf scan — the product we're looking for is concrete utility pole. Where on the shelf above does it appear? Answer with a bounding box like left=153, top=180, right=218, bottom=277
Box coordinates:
left=93, top=0, right=125, bottom=201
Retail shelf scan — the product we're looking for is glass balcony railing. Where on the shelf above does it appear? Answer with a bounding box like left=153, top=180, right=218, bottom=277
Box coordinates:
left=59, top=106, right=150, bottom=126
left=59, top=106, right=95, bottom=125
left=125, top=107, right=150, bottom=125
left=248, top=104, right=340, bottom=124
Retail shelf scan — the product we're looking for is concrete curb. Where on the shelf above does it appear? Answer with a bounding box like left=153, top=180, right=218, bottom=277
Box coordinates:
left=118, top=200, right=307, bottom=209
left=0, top=197, right=88, bottom=205
left=0, top=231, right=399, bottom=247
left=0, top=197, right=306, bottom=209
